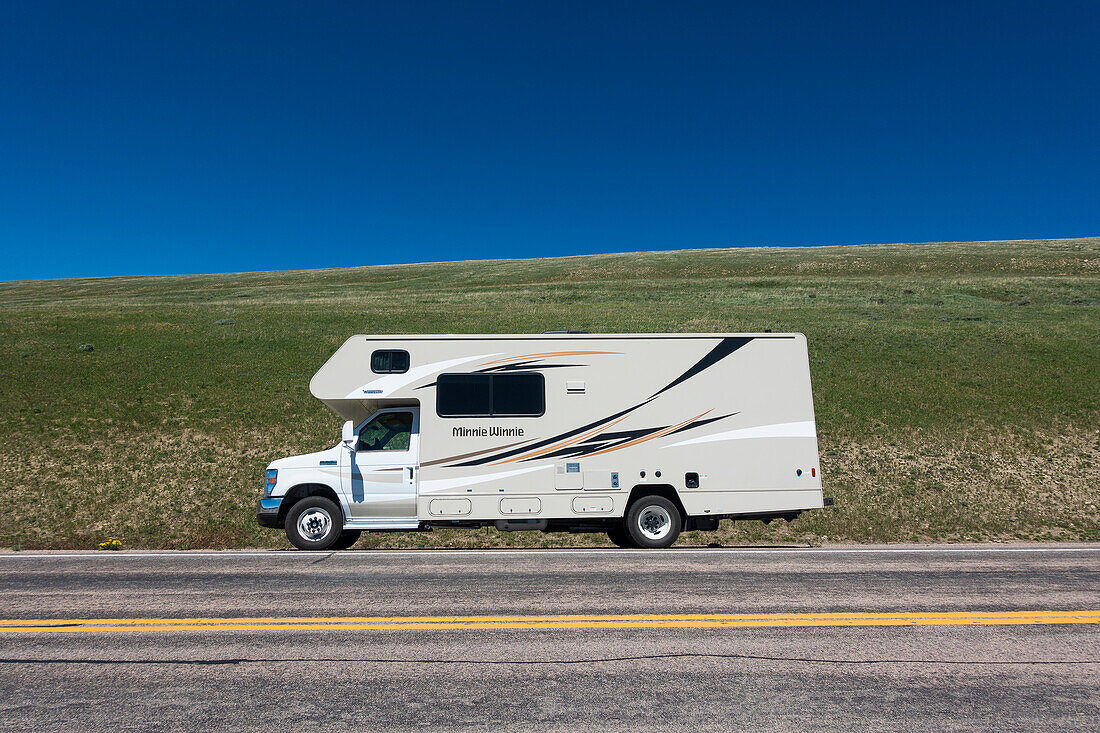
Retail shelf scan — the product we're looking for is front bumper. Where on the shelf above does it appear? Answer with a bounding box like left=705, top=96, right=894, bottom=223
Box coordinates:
left=256, top=497, right=283, bottom=528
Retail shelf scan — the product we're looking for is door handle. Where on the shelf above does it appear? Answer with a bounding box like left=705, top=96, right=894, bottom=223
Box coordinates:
left=407, top=466, right=415, bottom=480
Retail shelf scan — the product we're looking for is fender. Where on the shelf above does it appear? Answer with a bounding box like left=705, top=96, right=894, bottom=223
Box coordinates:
left=627, top=484, right=687, bottom=520
left=276, top=482, right=345, bottom=526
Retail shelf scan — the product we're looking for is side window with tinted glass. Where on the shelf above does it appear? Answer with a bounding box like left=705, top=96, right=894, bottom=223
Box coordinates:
left=492, top=373, right=544, bottom=416
left=357, top=412, right=413, bottom=451
left=437, top=374, right=491, bottom=416
left=371, top=350, right=409, bottom=374
left=436, top=373, right=544, bottom=417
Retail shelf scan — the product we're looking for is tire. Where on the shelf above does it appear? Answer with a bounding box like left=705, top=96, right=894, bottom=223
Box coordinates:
left=607, top=525, right=635, bottom=548
left=625, top=495, right=682, bottom=549
left=331, top=530, right=362, bottom=551
left=285, top=496, right=343, bottom=550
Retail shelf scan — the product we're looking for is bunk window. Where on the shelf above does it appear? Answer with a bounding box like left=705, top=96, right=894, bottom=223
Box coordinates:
left=437, top=373, right=545, bottom=417
left=371, top=349, right=410, bottom=374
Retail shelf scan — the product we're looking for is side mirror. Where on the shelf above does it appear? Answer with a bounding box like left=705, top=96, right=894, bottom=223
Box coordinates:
left=341, top=420, right=356, bottom=448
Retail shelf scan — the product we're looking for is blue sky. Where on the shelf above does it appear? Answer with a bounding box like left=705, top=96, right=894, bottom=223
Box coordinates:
left=2, top=1, right=1098, bottom=280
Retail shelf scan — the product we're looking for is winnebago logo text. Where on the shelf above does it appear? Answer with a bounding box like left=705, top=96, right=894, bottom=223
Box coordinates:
left=453, top=426, right=525, bottom=437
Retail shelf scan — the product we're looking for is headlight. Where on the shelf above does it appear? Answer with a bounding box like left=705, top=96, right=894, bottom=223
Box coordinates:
left=265, top=469, right=278, bottom=496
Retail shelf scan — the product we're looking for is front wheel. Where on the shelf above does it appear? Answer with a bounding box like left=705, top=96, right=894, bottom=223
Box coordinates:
left=285, top=496, right=343, bottom=550
left=625, top=495, right=682, bottom=549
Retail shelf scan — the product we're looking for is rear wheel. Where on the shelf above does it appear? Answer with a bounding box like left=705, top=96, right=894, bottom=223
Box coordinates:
left=606, top=525, right=635, bottom=548
left=625, top=495, right=682, bottom=549
left=285, top=496, right=343, bottom=550
left=331, top=530, right=362, bottom=550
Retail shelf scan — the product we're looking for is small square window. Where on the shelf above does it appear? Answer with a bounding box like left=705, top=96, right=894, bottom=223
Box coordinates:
left=371, top=350, right=410, bottom=374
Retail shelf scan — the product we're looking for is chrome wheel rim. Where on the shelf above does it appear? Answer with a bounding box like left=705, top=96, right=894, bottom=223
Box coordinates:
left=297, top=508, right=333, bottom=542
left=637, top=505, right=672, bottom=541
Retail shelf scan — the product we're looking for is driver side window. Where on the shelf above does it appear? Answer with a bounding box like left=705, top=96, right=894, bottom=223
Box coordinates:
left=357, top=412, right=413, bottom=452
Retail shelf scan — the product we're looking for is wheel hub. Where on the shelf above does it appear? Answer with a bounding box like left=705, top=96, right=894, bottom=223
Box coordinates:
left=297, top=508, right=332, bottom=541
left=638, top=506, right=671, bottom=540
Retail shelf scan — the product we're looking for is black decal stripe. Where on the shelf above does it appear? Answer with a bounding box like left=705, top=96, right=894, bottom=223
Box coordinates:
left=421, top=440, right=532, bottom=467
left=524, top=414, right=738, bottom=462
left=580, top=427, right=667, bottom=441
left=649, top=337, right=753, bottom=399
left=476, top=363, right=586, bottom=373
left=522, top=433, right=657, bottom=461
left=474, top=359, right=541, bottom=372
left=418, top=362, right=587, bottom=388
left=448, top=398, right=653, bottom=467
left=531, top=444, right=612, bottom=460
left=667, top=412, right=738, bottom=436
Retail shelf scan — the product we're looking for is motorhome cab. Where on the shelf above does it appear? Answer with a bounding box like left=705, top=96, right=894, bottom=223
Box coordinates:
left=257, top=333, right=828, bottom=549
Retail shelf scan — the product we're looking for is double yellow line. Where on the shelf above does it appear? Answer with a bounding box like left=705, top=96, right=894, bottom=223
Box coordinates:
left=0, top=610, right=1097, bottom=633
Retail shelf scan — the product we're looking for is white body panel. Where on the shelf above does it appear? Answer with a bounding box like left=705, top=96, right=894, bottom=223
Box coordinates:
left=266, top=333, right=824, bottom=529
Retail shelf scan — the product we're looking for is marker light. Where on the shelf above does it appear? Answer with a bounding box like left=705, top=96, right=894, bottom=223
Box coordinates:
left=265, top=469, right=278, bottom=496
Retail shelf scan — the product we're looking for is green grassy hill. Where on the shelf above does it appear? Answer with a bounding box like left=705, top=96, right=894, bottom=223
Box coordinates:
left=2, top=238, right=1097, bottom=549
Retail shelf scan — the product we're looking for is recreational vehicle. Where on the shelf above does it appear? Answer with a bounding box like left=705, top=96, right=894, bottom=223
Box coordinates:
left=257, top=333, right=828, bottom=549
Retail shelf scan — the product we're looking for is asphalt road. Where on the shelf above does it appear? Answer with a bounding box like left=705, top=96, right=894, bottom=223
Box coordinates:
left=0, top=545, right=1097, bottom=732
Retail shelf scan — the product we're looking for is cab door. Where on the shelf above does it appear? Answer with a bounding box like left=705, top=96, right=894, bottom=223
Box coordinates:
left=343, top=408, right=419, bottom=520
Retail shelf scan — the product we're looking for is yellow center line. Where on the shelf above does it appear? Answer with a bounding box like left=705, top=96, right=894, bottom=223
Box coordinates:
left=0, top=609, right=1095, bottom=625
left=0, top=610, right=1096, bottom=633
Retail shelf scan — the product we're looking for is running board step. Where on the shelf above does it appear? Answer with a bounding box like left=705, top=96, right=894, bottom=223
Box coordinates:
left=343, top=518, right=424, bottom=531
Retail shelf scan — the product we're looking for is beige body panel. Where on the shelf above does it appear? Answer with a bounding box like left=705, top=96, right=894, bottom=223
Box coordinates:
left=309, top=333, right=823, bottom=521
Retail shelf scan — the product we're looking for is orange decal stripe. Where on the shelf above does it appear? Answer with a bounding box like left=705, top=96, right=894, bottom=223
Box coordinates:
left=422, top=440, right=532, bottom=467
left=478, top=351, right=622, bottom=366
left=581, top=410, right=713, bottom=458
left=491, top=414, right=633, bottom=464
